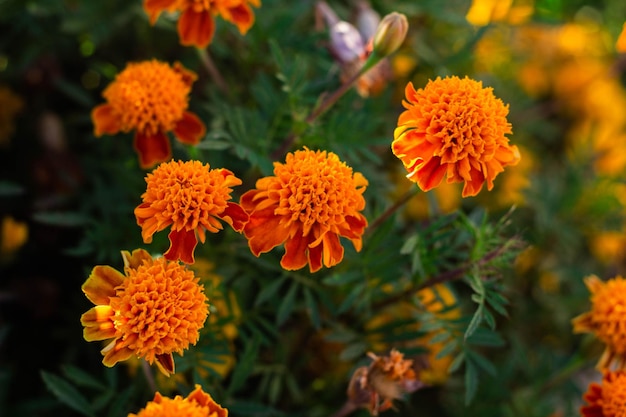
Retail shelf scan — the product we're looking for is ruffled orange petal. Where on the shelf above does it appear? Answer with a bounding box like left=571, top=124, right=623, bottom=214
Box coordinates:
left=225, top=3, right=255, bottom=34
left=461, top=166, right=486, bottom=197
left=187, top=385, right=227, bottom=415
left=92, top=104, right=121, bottom=137
left=133, top=130, right=172, bottom=169
left=101, top=339, right=134, bottom=367
left=173, top=111, right=206, bottom=145
left=81, top=305, right=116, bottom=341
left=155, top=353, right=175, bottom=377
left=164, top=228, right=198, bottom=264
left=121, top=248, right=153, bottom=271
left=413, top=157, right=446, bottom=191
left=178, top=8, right=215, bottom=49
left=307, top=241, right=324, bottom=273
left=282, top=233, right=311, bottom=271
left=143, top=0, right=177, bottom=24
left=321, top=232, right=344, bottom=268
left=134, top=203, right=166, bottom=244
left=243, top=206, right=291, bottom=256
left=218, top=202, right=249, bottom=232
left=81, top=265, right=125, bottom=305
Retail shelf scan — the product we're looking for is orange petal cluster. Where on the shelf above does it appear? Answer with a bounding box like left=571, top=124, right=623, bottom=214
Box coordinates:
left=135, top=160, right=248, bottom=264
left=572, top=275, right=626, bottom=370
left=129, top=384, right=227, bottom=417
left=240, top=148, right=368, bottom=273
left=581, top=371, right=626, bottom=417
left=80, top=249, right=209, bottom=376
left=91, top=60, right=205, bottom=169
left=143, top=0, right=261, bottom=48
left=392, top=76, right=521, bottom=197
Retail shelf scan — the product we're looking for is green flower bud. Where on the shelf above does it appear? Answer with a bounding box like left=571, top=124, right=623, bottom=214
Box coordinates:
left=372, top=12, right=408, bottom=58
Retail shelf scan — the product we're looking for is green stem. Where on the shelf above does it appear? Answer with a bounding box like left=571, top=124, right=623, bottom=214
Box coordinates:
left=141, top=359, right=157, bottom=393
left=197, top=48, right=229, bottom=95
left=366, top=186, right=420, bottom=235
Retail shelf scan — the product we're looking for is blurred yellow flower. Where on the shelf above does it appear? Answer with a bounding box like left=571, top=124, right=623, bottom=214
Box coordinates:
left=589, top=231, right=626, bottom=265
left=1, top=216, right=28, bottom=256
left=466, top=0, right=533, bottom=26
left=617, top=22, right=626, bottom=53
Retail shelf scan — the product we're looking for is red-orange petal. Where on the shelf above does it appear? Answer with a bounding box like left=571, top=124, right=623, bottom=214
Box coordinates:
left=121, top=248, right=153, bottom=271
left=178, top=8, right=215, bottom=49
left=82, top=265, right=125, bottom=305
left=243, top=206, right=291, bottom=256
left=164, top=228, right=198, bottom=264
left=133, top=130, right=172, bottom=169
left=92, top=104, right=121, bottom=137
left=173, top=111, right=206, bottom=145
left=218, top=202, right=249, bottom=232
left=143, top=0, right=177, bottom=24
left=321, top=232, right=344, bottom=268
left=414, top=157, right=447, bottom=191
left=155, top=353, right=175, bottom=376
left=226, top=4, right=255, bottom=34
left=282, top=234, right=311, bottom=271
left=307, top=241, right=324, bottom=273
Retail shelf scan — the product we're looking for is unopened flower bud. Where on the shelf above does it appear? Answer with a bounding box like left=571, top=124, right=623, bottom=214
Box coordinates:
left=372, top=12, right=408, bottom=58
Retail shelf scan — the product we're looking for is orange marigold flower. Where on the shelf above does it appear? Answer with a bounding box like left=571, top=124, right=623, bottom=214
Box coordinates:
left=80, top=249, right=209, bottom=376
left=572, top=275, right=626, bottom=371
left=580, top=371, right=626, bottom=417
left=392, top=76, right=521, bottom=197
left=135, top=160, right=248, bottom=264
left=240, top=148, right=368, bottom=273
left=143, top=0, right=261, bottom=48
left=91, top=60, right=205, bottom=169
left=129, top=384, right=227, bottom=417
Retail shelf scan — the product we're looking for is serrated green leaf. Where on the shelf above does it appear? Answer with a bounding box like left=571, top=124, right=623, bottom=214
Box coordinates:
left=276, top=281, right=299, bottom=326
left=107, top=386, right=134, bottom=417
left=61, top=364, right=107, bottom=391
left=465, top=305, right=484, bottom=340
left=467, top=350, right=497, bottom=376
left=435, top=339, right=459, bottom=360
left=466, top=328, right=505, bottom=347
left=448, top=351, right=465, bottom=373
left=400, top=234, right=419, bottom=255
left=255, top=276, right=286, bottom=307
left=428, top=331, right=451, bottom=345
left=40, top=371, right=95, bottom=417
left=228, top=335, right=260, bottom=394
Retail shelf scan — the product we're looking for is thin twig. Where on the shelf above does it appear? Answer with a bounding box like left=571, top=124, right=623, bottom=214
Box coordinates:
left=141, top=359, right=157, bottom=393
left=366, top=186, right=420, bottom=235
left=197, top=48, right=229, bottom=95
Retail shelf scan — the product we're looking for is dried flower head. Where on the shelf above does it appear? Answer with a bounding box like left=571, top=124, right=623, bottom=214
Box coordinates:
left=347, top=349, right=422, bottom=416
left=92, top=60, right=205, bottom=169
left=572, top=275, right=626, bottom=370
left=143, top=0, right=261, bottom=48
left=135, top=160, right=248, bottom=265
left=240, top=148, right=368, bottom=273
left=80, top=249, right=209, bottom=376
left=392, top=76, right=521, bottom=197
left=580, top=371, right=626, bottom=417
left=128, top=384, right=227, bottom=417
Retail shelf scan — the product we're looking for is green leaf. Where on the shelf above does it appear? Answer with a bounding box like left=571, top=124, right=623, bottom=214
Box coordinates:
left=226, top=400, right=283, bottom=417
left=228, top=335, right=261, bottom=394
left=303, top=287, right=321, bottom=329
left=0, top=180, right=24, bottom=196
left=61, top=365, right=107, bottom=391
left=467, top=350, right=497, bottom=376
left=107, top=386, right=134, bottom=417
left=464, top=304, right=484, bottom=340
left=466, top=327, right=505, bottom=347
left=40, top=371, right=95, bottom=417
left=464, top=360, right=479, bottom=405
left=448, top=351, right=465, bottom=373
left=255, top=276, right=286, bottom=307
left=276, top=281, right=299, bottom=326
left=32, top=211, right=88, bottom=227
left=339, top=342, right=367, bottom=361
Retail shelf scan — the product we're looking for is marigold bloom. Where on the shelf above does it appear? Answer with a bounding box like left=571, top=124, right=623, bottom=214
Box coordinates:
left=135, top=160, right=248, bottom=264
left=129, top=384, right=227, bottom=417
left=580, top=371, right=626, bottom=417
left=92, top=60, right=205, bottom=169
left=572, top=275, right=626, bottom=370
left=240, top=148, right=368, bottom=273
left=143, top=0, right=261, bottom=48
left=392, top=76, right=521, bottom=197
left=80, top=249, right=209, bottom=376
